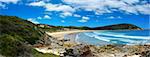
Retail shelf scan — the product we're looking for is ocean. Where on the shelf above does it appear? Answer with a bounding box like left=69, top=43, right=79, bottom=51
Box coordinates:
left=73, top=30, right=150, bottom=46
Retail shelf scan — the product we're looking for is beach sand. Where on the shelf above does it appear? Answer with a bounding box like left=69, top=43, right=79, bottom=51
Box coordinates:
left=46, top=30, right=94, bottom=40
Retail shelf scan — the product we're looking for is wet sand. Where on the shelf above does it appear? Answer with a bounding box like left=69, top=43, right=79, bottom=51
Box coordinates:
left=45, top=30, right=94, bottom=40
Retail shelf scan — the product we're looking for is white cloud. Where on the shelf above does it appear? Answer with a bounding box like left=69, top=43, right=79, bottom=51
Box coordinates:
left=78, top=16, right=90, bottom=23
left=82, top=16, right=89, bottom=20
left=63, top=0, right=111, bottom=14
left=63, top=0, right=150, bottom=15
left=0, top=2, right=5, bottom=8
left=0, top=0, right=19, bottom=4
left=60, top=12, right=72, bottom=18
left=37, top=16, right=42, bottom=19
left=28, top=1, right=46, bottom=6
left=135, top=4, right=150, bottom=15
left=28, top=1, right=75, bottom=18
left=27, top=0, right=149, bottom=15
left=122, top=0, right=139, bottom=4
left=27, top=18, right=39, bottom=24
left=78, top=19, right=87, bottom=23
left=28, top=1, right=75, bottom=12
left=74, top=14, right=81, bottom=17
left=45, top=4, right=75, bottom=12
left=61, top=20, right=65, bottom=23
left=107, top=16, right=122, bottom=19
left=108, top=16, right=115, bottom=19
left=44, top=15, right=51, bottom=19
left=0, top=0, right=19, bottom=9
left=118, top=16, right=122, bottom=19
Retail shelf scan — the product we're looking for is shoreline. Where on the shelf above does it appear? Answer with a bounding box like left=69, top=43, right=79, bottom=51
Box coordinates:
left=45, top=30, right=95, bottom=40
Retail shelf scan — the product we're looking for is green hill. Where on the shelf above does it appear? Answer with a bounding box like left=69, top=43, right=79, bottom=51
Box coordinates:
left=90, top=23, right=142, bottom=30
left=0, top=15, right=59, bottom=57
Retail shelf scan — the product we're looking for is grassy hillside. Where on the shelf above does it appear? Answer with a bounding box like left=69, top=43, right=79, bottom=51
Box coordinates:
left=0, top=15, right=43, bottom=44
left=0, top=15, right=59, bottom=57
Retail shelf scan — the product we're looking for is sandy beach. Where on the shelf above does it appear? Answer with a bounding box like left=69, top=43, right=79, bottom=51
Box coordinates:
left=45, top=30, right=94, bottom=40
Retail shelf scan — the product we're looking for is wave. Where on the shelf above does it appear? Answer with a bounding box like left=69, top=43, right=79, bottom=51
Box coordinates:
left=93, top=32, right=150, bottom=39
left=83, top=32, right=150, bottom=45
left=84, top=33, right=139, bottom=43
left=83, top=33, right=110, bottom=42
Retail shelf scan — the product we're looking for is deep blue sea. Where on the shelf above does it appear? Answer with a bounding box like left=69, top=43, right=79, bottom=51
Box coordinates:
left=75, top=30, right=150, bottom=46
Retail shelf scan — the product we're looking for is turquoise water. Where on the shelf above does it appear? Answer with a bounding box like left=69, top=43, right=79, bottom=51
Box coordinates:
left=75, top=30, right=150, bottom=45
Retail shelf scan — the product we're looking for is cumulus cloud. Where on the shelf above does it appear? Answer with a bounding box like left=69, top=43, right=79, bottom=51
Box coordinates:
left=28, top=1, right=75, bottom=18
left=63, top=0, right=150, bottom=15
left=37, top=16, right=42, bottom=19
left=78, top=19, right=87, bottom=23
left=0, top=2, right=5, bottom=8
left=0, top=0, right=19, bottom=9
left=82, top=16, right=89, bottom=20
left=28, top=1, right=46, bottom=6
left=108, top=16, right=115, bottom=19
left=0, top=0, right=19, bottom=4
left=74, top=14, right=81, bottom=17
left=61, top=20, right=65, bottom=23
left=78, top=16, right=90, bottom=23
left=60, top=12, right=73, bottom=18
left=118, top=16, right=122, bottom=19
left=27, top=18, right=39, bottom=24
left=122, top=0, right=139, bottom=4
left=45, top=4, right=75, bottom=12
left=28, top=1, right=75, bottom=12
left=27, top=0, right=150, bottom=21
left=107, top=16, right=122, bottom=19
left=44, top=15, right=51, bottom=19
left=134, top=4, right=150, bottom=15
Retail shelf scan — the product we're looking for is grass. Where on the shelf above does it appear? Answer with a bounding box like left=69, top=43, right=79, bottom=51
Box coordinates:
left=0, top=15, right=59, bottom=57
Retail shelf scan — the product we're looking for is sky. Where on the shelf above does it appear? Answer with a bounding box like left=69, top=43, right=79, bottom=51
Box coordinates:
left=0, top=0, right=150, bottom=29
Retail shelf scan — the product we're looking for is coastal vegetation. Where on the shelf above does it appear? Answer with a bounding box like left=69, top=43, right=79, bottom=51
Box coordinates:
left=0, top=15, right=59, bottom=57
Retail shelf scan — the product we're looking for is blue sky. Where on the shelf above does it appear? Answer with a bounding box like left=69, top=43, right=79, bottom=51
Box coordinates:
left=0, top=0, right=150, bottom=29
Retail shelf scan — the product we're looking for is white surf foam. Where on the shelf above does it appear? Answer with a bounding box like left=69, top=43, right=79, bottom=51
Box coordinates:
left=83, top=33, right=110, bottom=42
left=83, top=32, right=150, bottom=45
left=93, top=32, right=150, bottom=39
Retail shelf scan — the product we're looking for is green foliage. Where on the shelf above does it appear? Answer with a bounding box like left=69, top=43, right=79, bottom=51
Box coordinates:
left=0, top=34, right=33, bottom=57
left=0, top=15, right=43, bottom=44
left=39, top=27, right=62, bottom=32
left=39, top=25, right=90, bottom=33
left=64, top=26, right=90, bottom=30
left=0, top=15, right=45, bottom=57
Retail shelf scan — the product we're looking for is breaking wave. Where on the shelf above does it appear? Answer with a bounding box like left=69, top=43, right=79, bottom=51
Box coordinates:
left=76, top=30, right=150, bottom=45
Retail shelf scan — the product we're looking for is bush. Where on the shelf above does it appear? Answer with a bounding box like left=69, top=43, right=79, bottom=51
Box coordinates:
left=0, top=34, right=33, bottom=57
